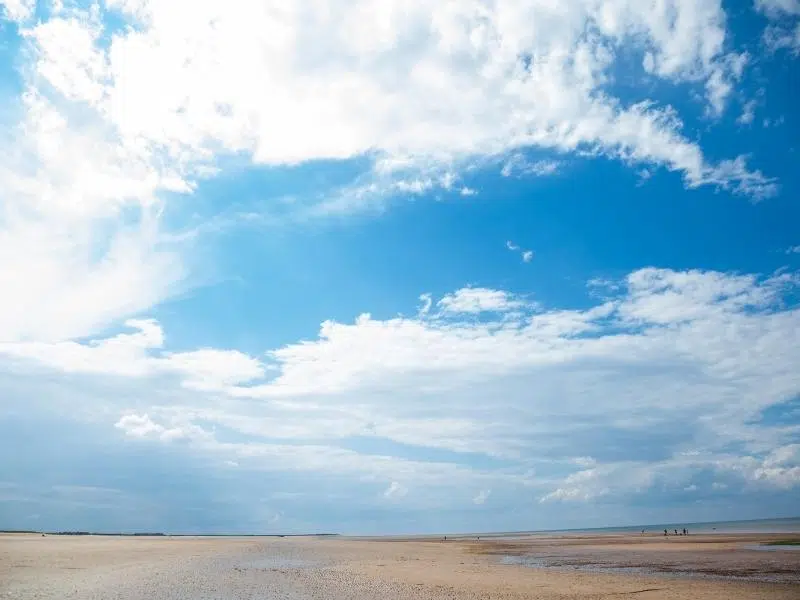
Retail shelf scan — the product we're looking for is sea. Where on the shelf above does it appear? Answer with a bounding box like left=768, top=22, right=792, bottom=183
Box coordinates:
left=527, top=516, right=800, bottom=536
left=396, top=517, right=800, bottom=539
left=351, top=516, right=800, bottom=541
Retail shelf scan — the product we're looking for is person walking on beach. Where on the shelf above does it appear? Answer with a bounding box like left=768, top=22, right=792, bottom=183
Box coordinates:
left=683, top=528, right=687, bottom=535
left=664, top=529, right=668, bottom=536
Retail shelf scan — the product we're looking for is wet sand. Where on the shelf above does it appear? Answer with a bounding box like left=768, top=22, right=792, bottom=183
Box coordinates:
left=1, top=532, right=799, bottom=599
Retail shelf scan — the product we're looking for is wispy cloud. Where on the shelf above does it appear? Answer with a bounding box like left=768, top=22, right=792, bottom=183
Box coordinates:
left=473, top=489, right=491, bottom=505
left=501, top=156, right=561, bottom=179
left=384, top=482, right=409, bottom=500
left=3, top=267, right=799, bottom=518
left=756, top=0, right=800, bottom=55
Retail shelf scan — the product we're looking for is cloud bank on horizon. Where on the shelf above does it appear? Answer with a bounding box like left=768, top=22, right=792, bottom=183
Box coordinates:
left=0, top=0, right=798, bottom=534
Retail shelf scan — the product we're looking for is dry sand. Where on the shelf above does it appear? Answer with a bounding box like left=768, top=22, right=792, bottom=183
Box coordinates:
left=1, top=531, right=799, bottom=599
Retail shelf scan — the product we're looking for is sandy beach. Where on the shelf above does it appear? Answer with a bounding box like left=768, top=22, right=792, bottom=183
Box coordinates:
left=2, top=532, right=799, bottom=599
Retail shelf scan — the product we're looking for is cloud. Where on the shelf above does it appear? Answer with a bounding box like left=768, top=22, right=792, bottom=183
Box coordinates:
left=3, top=267, right=798, bottom=515
left=506, top=241, right=535, bottom=264
left=0, top=1, right=797, bottom=530
left=473, top=489, right=491, bottom=505
left=501, top=156, right=561, bottom=178
left=2, top=0, right=779, bottom=222
left=755, top=0, right=800, bottom=17
left=737, top=100, right=757, bottom=126
left=786, top=245, right=800, bottom=254
left=115, top=413, right=208, bottom=442
left=437, top=287, right=529, bottom=314
left=0, top=0, right=782, bottom=352
left=0, top=0, right=34, bottom=22
left=383, top=481, right=408, bottom=500
left=0, top=319, right=266, bottom=391
left=756, top=0, right=800, bottom=54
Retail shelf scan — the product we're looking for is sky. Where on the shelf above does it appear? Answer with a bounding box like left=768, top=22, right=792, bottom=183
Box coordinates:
left=0, top=0, right=799, bottom=535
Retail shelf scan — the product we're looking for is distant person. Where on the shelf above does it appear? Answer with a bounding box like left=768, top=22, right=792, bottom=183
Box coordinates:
left=683, top=528, right=687, bottom=536
left=674, top=529, right=678, bottom=536
left=664, top=529, right=668, bottom=536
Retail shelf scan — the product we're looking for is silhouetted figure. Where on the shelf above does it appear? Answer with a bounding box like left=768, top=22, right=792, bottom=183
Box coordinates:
left=674, top=529, right=678, bottom=536
left=683, top=528, right=687, bottom=535
left=664, top=529, right=668, bottom=536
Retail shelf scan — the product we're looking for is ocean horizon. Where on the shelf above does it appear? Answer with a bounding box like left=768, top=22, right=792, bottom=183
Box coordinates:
left=454, top=516, right=800, bottom=538
left=354, top=516, right=800, bottom=540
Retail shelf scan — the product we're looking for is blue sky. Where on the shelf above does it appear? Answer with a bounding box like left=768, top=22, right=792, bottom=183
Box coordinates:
left=0, top=0, right=799, bottom=535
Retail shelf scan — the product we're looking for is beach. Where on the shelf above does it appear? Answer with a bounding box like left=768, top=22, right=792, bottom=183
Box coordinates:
left=2, top=531, right=799, bottom=599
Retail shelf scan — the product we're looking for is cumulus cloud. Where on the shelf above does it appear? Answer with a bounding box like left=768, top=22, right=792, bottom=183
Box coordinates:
left=437, top=287, right=529, bottom=314
left=115, top=413, right=207, bottom=442
left=0, top=1, right=797, bottom=530
left=0, top=0, right=34, bottom=22
left=3, top=267, right=799, bottom=510
left=4, top=0, right=779, bottom=207
left=0, top=0, right=784, bottom=346
left=0, top=319, right=266, bottom=390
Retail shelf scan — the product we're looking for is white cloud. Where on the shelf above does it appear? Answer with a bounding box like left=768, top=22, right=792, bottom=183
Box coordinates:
left=756, top=0, right=800, bottom=54
left=0, top=0, right=35, bottom=22
left=704, top=52, right=748, bottom=118
left=506, top=240, right=535, bottom=264
left=437, top=287, right=528, bottom=314
left=0, top=0, right=783, bottom=351
left=473, top=489, right=491, bottom=505
left=501, top=156, right=561, bottom=178
left=717, top=445, right=800, bottom=489
left=11, top=0, right=777, bottom=207
left=755, top=0, right=800, bottom=17
left=114, top=413, right=207, bottom=442
left=4, top=267, right=798, bottom=508
left=737, top=100, right=757, bottom=126
left=0, top=319, right=266, bottom=391
left=383, top=481, right=408, bottom=500
left=786, top=245, right=800, bottom=254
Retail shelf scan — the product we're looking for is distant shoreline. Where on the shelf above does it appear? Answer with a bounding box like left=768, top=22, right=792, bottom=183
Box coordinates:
left=0, top=530, right=339, bottom=538
left=2, top=515, right=798, bottom=539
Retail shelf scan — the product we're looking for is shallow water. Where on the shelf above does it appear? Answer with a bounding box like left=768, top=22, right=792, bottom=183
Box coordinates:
left=501, top=549, right=800, bottom=584
left=744, top=544, right=800, bottom=552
